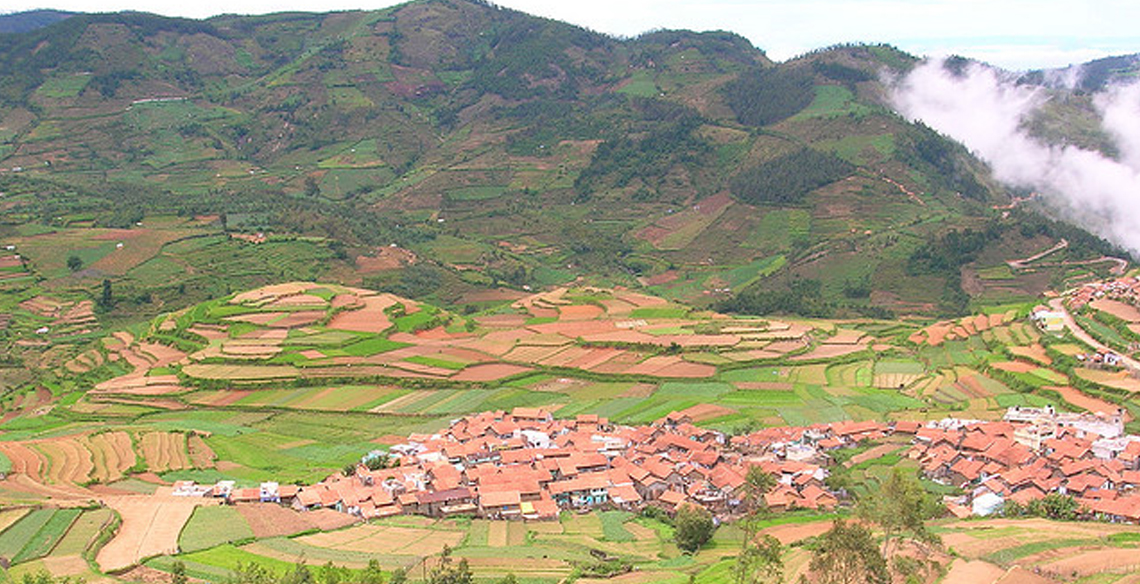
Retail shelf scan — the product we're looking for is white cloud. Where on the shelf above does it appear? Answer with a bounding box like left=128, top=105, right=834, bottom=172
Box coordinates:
left=892, top=59, right=1140, bottom=256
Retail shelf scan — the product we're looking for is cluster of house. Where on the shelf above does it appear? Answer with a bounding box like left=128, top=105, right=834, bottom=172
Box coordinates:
left=169, top=405, right=1140, bottom=524
left=1077, top=350, right=1124, bottom=368
left=173, top=408, right=916, bottom=520
left=1067, top=277, right=1140, bottom=311
left=914, top=406, right=1140, bottom=522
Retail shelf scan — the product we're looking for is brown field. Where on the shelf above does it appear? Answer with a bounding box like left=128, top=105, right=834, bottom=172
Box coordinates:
left=226, top=312, right=287, bottom=325
left=1047, top=386, right=1129, bottom=418
left=791, top=344, right=866, bottom=361
left=301, top=524, right=464, bottom=555
left=0, top=442, right=46, bottom=480
left=85, top=431, right=138, bottom=484
left=558, top=304, right=604, bottom=321
left=451, top=363, right=533, bottom=382
left=327, top=294, right=399, bottom=333
left=503, top=345, right=568, bottom=363
left=305, top=509, right=359, bottom=531
left=269, top=311, right=327, bottom=328
left=873, top=373, right=922, bottom=389
left=182, top=363, right=299, bottom=381
left=268, top=294, right=328, bottom=308
left=231, top=282, right=316, bottom=304
left=138, top=432, right=191, bottom=473
left=97, top=497, right=217, bottom=571
left=1008, top=344, right=1052, bottom=365
left=487, top=521, right=507, bottom=547
left=761, top=520, right=833, bottom=544
left=942, top=560, right=1006, bottom=584
left=1091, top=298, right=1140, bottom=322
left=1075, top=368, right=1140, bottom=392
left=235, top=503, right=322, bottom=538
left=991, top=361, right=1037, bottom=373
left=828, top=329, right=867, bottom=345
left=37, top=437, right=94, bottom=485
left=675, top=403, right=736, bottom=422
left=187, top=434, right=215, bottom=468
left=1042, top=548, right=1140, bottom=577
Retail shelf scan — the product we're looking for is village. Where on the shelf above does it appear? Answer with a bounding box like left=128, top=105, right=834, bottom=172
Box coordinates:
left=160, top=404, right=1140, bottom=526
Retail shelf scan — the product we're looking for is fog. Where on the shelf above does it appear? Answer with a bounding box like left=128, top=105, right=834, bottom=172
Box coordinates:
left=891, top=58, right=1140, bottom=257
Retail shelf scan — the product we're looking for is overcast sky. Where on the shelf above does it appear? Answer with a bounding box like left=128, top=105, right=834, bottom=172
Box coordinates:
left=4, top=0, right=1138, bottom=70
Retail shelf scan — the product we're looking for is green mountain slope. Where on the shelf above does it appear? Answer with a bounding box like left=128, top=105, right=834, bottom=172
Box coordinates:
left=0, top=0, right=1124, bottom=330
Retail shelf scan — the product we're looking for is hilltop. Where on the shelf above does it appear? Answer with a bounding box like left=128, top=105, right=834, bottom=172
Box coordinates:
left=0, top=0, right=1127, bottom=339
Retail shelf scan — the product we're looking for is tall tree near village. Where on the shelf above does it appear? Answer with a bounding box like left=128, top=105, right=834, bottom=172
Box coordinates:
left=857, top=469, right=940, bottom=557
left=734, top=466, right=783, bottom=583
left=807, top=520, right=889, bottom=584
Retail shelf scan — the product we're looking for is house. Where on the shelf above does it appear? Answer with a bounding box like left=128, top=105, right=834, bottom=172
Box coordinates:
left=413, top=488, right=476, bottom=517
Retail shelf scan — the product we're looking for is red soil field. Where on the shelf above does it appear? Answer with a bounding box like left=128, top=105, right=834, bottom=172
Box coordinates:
left=675, top=403, right=736, bottom=422
left=529, top=320, right=617, bottom=337
left=991, top=361, right=1037, bottom=373
left=558, top=304, right=604, bottom=321
left=269, top=311, right=326, bottom=328
left=1092, top=298, right=1140, bottom=322
left=236, top=503, right=323, bottom=538
left=227, top=312, right=286, bottom=325
left=791, top=344, right=866, bottom=361
left=327, top=295, right=398, bottom=333
left=452, top=363, right=533, bottom=382
left=581, top=330, right=658, bottom=344
left=1048, top=386, right=1130, bottom=419
left=563, top=347, right=625, bottom=371
left=476, top=314, right=529, bottom=328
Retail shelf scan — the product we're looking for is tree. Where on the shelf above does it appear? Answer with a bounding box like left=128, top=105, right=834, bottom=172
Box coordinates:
left=99, top=278, right=114, bottom=310
left=743, top=465, right=776, bottom=513
left=674, top=503, right=716, bottom=553
left=733, top=530, right=783, bottom=584
left=428, top=545, right=473, bottom=584
left=857, top=469, right=940, bottom=557
left=808, top=519, right=889, bottom=584
left=67, top=254, right=82, bottom=271
left=172, top=561, right=188, bottom=584
left=1027, top=493, right=1080, bottom=520
left=229, top=561, right=277, bottom=584
left=388, top=568, right=408, bottom=584
left=360, top=560, right=385, bottom=584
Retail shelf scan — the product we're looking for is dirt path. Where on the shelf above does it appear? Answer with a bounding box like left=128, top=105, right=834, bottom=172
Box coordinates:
left=943, top=559, right=1005, bottom=584
left=97, top=496, right=218, bottom=572
left=1007, top=239, right=1068, bottom=271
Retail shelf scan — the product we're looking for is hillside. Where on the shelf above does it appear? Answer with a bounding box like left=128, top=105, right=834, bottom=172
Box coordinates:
left=0, top=0, right=1127, bottom=349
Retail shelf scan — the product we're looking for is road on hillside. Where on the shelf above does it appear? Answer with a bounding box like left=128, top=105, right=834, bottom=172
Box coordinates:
left=1048, top=297, right=1140, bottom=373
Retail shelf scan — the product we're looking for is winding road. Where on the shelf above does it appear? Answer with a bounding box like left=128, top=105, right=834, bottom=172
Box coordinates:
left=1048, top=297, right=1140, bottom=373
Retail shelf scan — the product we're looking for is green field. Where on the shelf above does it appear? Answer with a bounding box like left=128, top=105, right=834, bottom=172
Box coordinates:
left=180, top=506, right=256, bottom=553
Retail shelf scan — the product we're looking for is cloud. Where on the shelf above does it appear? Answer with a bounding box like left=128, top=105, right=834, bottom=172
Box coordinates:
left=891, top=58, right=1140, bottom=257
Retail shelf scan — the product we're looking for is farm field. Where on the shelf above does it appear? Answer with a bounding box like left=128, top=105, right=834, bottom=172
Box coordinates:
left=2, top=282, right=1129, bottom=497
left=0, top=280, right=1137, bottom=583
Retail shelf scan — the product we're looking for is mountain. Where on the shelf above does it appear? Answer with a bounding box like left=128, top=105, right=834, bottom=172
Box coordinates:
left=0, top=9, right=75, bottom=34
left=0, top=0, right=1125, bottom=327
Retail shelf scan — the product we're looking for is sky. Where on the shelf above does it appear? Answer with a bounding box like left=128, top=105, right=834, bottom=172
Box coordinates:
left=3, top=0, right=1140, bottom=70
